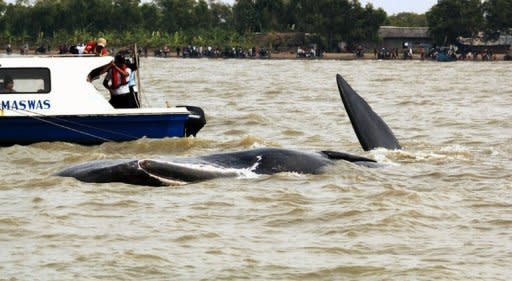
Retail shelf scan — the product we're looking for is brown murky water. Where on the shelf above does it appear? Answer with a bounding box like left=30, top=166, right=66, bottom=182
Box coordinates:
left=1, top=58, right=511, bottom=280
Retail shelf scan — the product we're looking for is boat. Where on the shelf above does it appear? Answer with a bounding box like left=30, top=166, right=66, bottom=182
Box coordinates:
left=435, top=47, right=457, bottom=62
left=436, top=52, right=457, bottom=62
left=0, top=56, right=206, bottom=146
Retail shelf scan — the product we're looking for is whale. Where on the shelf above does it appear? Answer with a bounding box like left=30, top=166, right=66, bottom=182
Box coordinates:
left=56, top=74, right=401, bottom=186
left=56, top=148, right=380, bottom=186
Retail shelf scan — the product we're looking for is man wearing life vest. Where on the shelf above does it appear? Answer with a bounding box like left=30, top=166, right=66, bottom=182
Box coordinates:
left=103, top=54, right=139, bottom=108
left=84, top=38, right=108, bottom=56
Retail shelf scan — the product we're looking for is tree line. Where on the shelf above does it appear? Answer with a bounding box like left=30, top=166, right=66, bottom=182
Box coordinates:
left=0, top=0, right=511, bottom=51
left=427, top=0, right=512, bottom=44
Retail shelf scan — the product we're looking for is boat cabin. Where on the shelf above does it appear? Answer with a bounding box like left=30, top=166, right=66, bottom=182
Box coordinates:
left=0, top=56, right=205, bottom=145
left=0, top=56, right=165, bottom=116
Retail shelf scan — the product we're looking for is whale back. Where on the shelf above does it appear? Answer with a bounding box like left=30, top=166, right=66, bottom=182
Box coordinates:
left=336, top=74, right=401, bottom=151
left=201, top=148, right=332, bottom=174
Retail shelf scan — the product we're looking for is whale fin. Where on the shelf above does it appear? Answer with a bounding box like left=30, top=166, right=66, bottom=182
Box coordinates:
left=320, top=150, right=376, bottom=163
left=336, top=74, right=401, bottom=151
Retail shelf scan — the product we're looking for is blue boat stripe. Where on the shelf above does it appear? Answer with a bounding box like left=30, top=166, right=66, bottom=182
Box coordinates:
left=1, top=107, right=141, bottom=142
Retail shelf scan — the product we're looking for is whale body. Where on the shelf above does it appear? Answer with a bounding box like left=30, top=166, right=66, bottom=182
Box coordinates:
left=57, top=74, right=400, bottom=186
left=57, top=148, right=378, bottom=186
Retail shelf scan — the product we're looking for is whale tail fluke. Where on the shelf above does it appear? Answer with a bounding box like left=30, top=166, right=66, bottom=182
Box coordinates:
left=336, top=74, right=401, bottom=151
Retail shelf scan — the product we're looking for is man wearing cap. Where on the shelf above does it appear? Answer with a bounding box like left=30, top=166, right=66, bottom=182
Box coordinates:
left=84, top=38, right=108, bottom=56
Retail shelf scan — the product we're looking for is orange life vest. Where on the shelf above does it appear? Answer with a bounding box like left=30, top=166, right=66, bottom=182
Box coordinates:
left=111, top=65, right=128, bottom=89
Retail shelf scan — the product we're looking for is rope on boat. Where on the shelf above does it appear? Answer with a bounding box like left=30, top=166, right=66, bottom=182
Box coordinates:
left=2, top=108, right=141, bottom=143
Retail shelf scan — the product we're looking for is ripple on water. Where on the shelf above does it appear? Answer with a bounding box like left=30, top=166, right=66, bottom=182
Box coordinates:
left=1, top=59, right=511, bottom=280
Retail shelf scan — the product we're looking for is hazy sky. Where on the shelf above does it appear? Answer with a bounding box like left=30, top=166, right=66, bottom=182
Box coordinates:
left=359, top=0, right=437, bottom=14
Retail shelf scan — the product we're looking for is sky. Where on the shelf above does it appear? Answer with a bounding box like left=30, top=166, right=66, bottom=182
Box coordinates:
left=358, top=0, right=437, bottom=15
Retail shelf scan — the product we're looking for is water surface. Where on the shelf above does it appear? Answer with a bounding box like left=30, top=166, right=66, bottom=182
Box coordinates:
left=0, top=58, right=511, bottom=280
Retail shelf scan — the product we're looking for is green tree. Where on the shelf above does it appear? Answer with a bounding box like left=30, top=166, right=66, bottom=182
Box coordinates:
left=0, top=0, right=410, bottom=51
left=80, top=0, right=114, bottom=33
left=285, top=0, right=385, bottom=49
left=426, top=0, right=484, bottom=44
left=111, top=0, right=142, bottom=31
left=386, top=12, right=427, bottom=27
left=210, top=2, right=234, bottom=29
left=193, top=0, right=212, bottom=30
left=61, top=0, right=88, bottom=31
left=157, top=0, right=195, bottom=33
left=3, top=2, right=31, bottom=39
left=319, top=0, right=354, bottom=47
left=254, top=0, right=285, bottom=31
left=233, top=0, right=260, bottom=33
left=140, top=2, right=160, bottom=32
left=348, top=3, right=387, bottom=43
left=483, top=0, right=512, bottom=35
left=0, top=1, right=5, bottom=35
left=29, top=0, right=60, bottom=38
left=286, top=0, right=350, bottom=48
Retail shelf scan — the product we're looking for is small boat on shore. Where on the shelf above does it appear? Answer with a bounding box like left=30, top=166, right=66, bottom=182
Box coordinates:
left=436, top=52, right=457, bottom=62
left=433, top=47, right=457, bottom=62
left=0, top=56, right=205, bottom=146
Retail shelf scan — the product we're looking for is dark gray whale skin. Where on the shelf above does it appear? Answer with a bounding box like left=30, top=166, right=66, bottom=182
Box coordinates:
left=336, top=74, right=401, bottom=151
left=56, top=148, right=377, bottom=186
left=57, top=159, right=165, bottom=186
left=56, top=74, right=400, bottom=186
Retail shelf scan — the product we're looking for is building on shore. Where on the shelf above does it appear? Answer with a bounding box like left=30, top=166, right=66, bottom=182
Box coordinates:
left=377, top=26, right=432, bottom=50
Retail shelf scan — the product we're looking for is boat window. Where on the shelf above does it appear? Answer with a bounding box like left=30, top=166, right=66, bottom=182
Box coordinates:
left=0, top=68, right=51, bottom=94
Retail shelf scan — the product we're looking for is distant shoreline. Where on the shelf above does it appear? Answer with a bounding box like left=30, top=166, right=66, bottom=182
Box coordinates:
left=133, top=51, right=509, bottom=61
left=0, top=50, right=508, bottom=61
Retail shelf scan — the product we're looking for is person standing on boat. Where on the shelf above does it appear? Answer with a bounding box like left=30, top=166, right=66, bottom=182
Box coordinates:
left=103, top=54, right=138, bottom=108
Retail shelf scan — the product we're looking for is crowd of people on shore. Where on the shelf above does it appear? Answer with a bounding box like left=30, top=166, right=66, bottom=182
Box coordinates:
left=152, top=45, right=271, bottom=59
left=296, top=47, right=323, bottom=58
left=368, top=45, right=502, bottom=61
left=3, top=39, right=511, bottom=62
